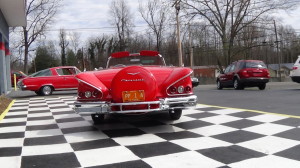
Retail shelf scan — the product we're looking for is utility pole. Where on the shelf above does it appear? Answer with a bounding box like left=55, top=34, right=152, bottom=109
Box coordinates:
left=189, top=24, right=194, bottom=76
left=274, top=20, right=281, bottom=82
left=173, top=0, right=183, bottom=67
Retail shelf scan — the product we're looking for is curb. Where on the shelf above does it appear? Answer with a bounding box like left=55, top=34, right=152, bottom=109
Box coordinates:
left=0, top=100, right=15, bottom=121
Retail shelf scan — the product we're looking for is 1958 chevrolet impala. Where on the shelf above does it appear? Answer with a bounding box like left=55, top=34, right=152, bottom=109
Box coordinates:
left=74, top=50, right=198, bottom=124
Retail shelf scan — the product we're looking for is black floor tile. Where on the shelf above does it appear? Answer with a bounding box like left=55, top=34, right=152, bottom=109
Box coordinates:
left=71, top=139, right=119, bottom=151
left=275, top=144, right=300, bottom=161
left=228, top=111, right=262, bottom=118
left=213, top=130, right=264, bottom=144
left=0, top=132, right=24, bottom=139
left=4, top=114, right=27, bottom=119
left=274, top=128, right=300, bottom=141
left=0, top=147, right=22, bottom=157
left=186, top=112, right=218, bottom=119
left=197, top=145, right=266, bottom=164
left=128, top=120, right=165, bottom=127
left=0, top=122, right=26, bottom=127
left=27, top=116, right=54, bottom=121
left=21, top=153, right=81, bottom=168
left=24, top=135, right=67, bottom=146
left=273, top=118, right=300, bottom=127
left=26, top=124, right=59, bottom=131
left=88, top=160, right=152, bottom=168
left=55, top=117, right=84, bottom=123
left=61, top=126, right=98, bottom=134
left=172, top=120, right=213, bottom=129
left=155, top=131, right=202, bottom=141
left=103, top=128, right=146, bottom=138
left=223, top=119, right=263, bottom=129
left=127, top=141, right=188, bottom=158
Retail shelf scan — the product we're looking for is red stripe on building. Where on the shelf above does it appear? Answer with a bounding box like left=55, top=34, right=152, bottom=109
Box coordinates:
left=0, top=42, right=4, bottom=50
left=5, top=42, right=10, bottom=55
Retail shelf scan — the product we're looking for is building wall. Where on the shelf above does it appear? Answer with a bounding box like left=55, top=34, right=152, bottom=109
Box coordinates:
left=0, top=9, right=11, bottom=95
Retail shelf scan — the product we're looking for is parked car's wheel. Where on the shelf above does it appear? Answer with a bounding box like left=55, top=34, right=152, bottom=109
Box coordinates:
left=217, top=80, right=223, bottom=90
left=40, top=85, right=53, bottom=96
left=258, top=83, right=266, bottom=90
left=91, top=114, right=105, bottom=124
left=233, top=78, right=244, bottom=90
left=169, top=109, right=182, bottom=120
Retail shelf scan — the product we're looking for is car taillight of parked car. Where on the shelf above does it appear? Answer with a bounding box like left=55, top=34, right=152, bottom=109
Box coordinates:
left=241, top=70, right=250, bottom=78
left=293, top=66, right=298, bottom=70
left=77, top=82, right=103, bottom=101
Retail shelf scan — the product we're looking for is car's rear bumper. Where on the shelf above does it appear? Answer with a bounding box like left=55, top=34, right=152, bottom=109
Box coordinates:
left=239, top=77, right=269, bottom=84
left=73, top=95, right=197, bottom=114
left=291, top=76, right=300, bottom=83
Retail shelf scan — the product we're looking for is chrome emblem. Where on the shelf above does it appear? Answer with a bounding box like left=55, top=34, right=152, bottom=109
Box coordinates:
left=121, top=79, right=144, bottom=82
left=127, top=72, right=140, bottom=75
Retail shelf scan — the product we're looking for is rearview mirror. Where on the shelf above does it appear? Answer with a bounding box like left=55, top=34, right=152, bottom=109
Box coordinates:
left=191, top=77, right=199, bottom=87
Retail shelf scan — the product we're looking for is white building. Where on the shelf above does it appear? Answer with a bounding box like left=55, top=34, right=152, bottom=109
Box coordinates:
left=0, top=0, right=26, bottom=94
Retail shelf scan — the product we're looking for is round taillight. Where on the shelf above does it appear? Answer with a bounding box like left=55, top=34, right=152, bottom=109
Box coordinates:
left=92, top=90, right=101, bottom=98
left=85, top=91, right=92, bottom=98
left=78, top=92, right=84, bottom=98
left=178, top=86, right=184, bottom=93
left=185, top=86, right=192, bottom=93
left=169, top=86, right=177, bottom=94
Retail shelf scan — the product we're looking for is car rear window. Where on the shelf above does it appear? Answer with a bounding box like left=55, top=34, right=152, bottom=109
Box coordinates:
left=244, top=61, right=267, bottom=69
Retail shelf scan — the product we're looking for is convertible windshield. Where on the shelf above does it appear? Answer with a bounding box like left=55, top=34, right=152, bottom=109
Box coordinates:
left=107, top=55, right=166, bottom=68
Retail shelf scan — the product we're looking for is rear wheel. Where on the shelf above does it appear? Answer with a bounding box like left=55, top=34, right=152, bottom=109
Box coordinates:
left=169, top=109, right=182, bottom=120
left=258, top=83, right=266, bottom=90
left=40, top=85, right=53, bottom=96
left=91, top=114, right=105, bottom=124
left=217, top=80, right=223, bottom=90
left=35, top=90, right=42, bottom=96
left=233, top=79, right=244, bottom=90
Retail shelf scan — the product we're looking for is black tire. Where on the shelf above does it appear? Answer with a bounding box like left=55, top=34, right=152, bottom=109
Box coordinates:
left=169, top=109, right=182, bottom=120
left=35, top=90, right=42, bottom=96
left=40, top=85, right=53, bottom=96
left=233, top=78, right=244, bottom=90
left=91, top=114, right=105, bottom=124
left=258, top=83, right=266, bottom=90
left=217, top=80, right=223, bottom=90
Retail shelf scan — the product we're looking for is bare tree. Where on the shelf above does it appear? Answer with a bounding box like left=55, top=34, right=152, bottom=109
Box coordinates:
left=181, top=0, right=298, bottom=71
left=59, top=29, right=69, bottom=66
left=109, top=0, right=134, bottom=51
left=139, top=0, right=169, bottom=51
left=21, top=0, right=61, bottom=74
left=69, top=31, right=81, bottom=54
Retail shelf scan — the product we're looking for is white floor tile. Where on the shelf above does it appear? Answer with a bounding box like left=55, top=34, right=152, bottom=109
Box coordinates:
left=171, top=137, right=232, bottom=150
left=209, top=108, right=244, bottom=115
left=199, top=115, right=241, bottom=124
left=22, top=143, right=73, bottom=156
left=140, top=125, right=184, bottom=134
left=0, top=156, right=21, bottom=168
left=0, top=138, right=24, bottom=147
left=229, top=155, right=300, bottom=168
left=57, top=121, right=92, bottom=129
left=144, top=151, right=225, bottom=168
left=247, top=114, right=288, bottom=123
left=238, top=136, right=300, bottom=154
left=26, top=119, right=56, bottom=126
left=64, top=131, right=108, bottom=143
left=190, top=125, right=238, bottom=136
left=113, top=134, right=166, bottom=146
left=25, top=129, right=63, bottom=138
left=75, top=146, right=139, bottom=167
left=0, top=126, right=26, bottom=133
left=1, top=117, right=27, bottom=123
left=243, top=123, right=294, bottom=135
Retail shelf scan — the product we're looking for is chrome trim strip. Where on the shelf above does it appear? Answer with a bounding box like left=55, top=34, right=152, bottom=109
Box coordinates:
left=166, top=71, right=193, bottom=96
left=73, top=95, right=197, bottom=114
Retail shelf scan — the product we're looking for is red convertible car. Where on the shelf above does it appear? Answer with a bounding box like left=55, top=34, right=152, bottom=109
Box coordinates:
left=18, top=66, right=81, bottom=96
left=74, top=50, right=198, bottom=124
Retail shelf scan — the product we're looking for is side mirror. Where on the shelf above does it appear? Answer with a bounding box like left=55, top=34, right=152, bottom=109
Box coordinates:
left=191, top=77, right=199, bottom=87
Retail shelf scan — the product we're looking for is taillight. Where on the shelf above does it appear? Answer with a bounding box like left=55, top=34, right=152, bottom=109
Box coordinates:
left=169, top=86, right=177, bottom=94
left=77, top=81, right=103, bottom=100
left=167, top=77, right=193, bottom=95
left=293, top=66, right=298, bottom=70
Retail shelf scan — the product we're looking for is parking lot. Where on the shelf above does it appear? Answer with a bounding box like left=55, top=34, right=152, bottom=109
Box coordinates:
left=1, top=82, right=300, bottom=168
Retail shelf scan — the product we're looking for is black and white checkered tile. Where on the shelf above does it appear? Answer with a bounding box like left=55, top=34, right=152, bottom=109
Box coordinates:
left=1, top=96, right=300, bottom=168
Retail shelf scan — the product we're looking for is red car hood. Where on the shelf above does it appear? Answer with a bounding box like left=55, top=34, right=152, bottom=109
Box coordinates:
left=76, top=66, right=192, bottom=89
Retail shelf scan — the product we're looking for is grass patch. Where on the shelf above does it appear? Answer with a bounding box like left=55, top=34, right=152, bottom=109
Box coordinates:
left=0, top=95, right=12, bottom=116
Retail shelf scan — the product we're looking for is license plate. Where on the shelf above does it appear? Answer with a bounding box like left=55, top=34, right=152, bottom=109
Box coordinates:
left=122, top=90, right=145, bottom=102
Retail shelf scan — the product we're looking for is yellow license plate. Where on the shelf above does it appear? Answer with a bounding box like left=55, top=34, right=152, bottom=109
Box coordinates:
left=122, top=90, right=145, bottom=102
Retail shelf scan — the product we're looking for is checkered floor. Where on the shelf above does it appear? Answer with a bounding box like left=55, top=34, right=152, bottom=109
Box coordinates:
left=1, top=96, right=300, bottom=168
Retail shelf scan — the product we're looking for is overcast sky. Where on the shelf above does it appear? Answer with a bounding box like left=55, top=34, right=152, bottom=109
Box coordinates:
left=48, top=0, right=300, bottom=43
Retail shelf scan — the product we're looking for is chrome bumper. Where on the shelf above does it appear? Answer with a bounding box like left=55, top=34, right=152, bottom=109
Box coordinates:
left=73, top=95, right=197, bottom=114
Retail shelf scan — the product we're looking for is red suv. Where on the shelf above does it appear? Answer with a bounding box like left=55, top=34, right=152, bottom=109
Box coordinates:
left=216, top=60, right=270, bottom=90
